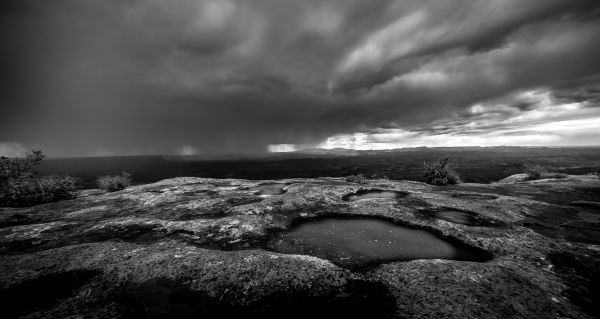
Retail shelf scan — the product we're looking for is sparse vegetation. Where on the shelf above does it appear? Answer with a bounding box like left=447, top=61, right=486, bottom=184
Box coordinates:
left=424, top=157, right=461, bottom=185
left=1, top=149, right=80, bottom=207
left=525, top=165, right=568, bottom=180
left=4, top=175, right=80, bottom=206
left=97, top=172, right=132, bottom=192
left=346, top=174, right=368, bottom=184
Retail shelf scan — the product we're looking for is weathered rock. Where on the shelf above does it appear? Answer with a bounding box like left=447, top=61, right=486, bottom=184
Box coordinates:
left=497, top=173, right=531, bottom=184
left=0, top=176, right=599, bottom=318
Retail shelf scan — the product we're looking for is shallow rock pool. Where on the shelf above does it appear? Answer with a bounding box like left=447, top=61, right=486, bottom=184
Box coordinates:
left=434, top=210, right=479, bottom=225
left=250, top=183, right=287, bottom=195
left=414, top=208, right=500, bottom=227
left=342, top=189, right=407, bottom=202
left=266, top=217, right=490, bottom=269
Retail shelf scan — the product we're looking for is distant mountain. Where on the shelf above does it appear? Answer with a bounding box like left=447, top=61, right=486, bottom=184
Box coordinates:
left=293, top=148, right=361, bottom=156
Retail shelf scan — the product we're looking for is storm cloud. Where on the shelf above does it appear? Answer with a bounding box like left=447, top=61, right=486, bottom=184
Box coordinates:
left=1, top=0, right=599, bottom=156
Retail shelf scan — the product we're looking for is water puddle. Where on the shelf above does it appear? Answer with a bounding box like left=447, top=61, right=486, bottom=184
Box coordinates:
left=250, top=183, right=287, bottom=195
left=418, top=209, right=497, bottom=227
left=342, top=189, right=408, bottom=202
left=266, top=217, right=490, bottom=269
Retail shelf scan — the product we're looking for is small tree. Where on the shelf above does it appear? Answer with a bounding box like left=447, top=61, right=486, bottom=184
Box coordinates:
left=0, top=149, right=45, bottom=181
left=424, top=156, right=461, bottom=185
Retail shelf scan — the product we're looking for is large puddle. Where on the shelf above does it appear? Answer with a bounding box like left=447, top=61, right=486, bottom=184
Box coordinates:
left=266, top=217, right=490, bottom=269
left=250, top=183, right=287, bottom=195
left=343, top=189, right=408, bottom=202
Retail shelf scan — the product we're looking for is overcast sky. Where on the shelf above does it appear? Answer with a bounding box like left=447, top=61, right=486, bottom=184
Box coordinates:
left=1, top=0, right=599, bottom=157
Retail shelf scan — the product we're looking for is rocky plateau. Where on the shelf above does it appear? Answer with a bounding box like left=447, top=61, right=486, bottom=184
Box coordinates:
left=1, top=175, right=599, bottom=318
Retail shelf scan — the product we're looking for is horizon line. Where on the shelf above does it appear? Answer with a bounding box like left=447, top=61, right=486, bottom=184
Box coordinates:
left=37, top=145, right=600, bottom=160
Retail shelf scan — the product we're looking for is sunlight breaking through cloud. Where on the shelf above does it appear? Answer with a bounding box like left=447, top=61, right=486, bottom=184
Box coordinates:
left=1, top=0, right=599, bottom=156
left=312, top=116, right=600, bottom=150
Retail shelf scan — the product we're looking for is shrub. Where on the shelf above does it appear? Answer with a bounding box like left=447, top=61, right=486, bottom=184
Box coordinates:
left=1, top=149, right=81, bottom=207
left=4, top=175, right=80, bottom=207
left=346, top=174, right=368, bottom=184
left=1, top=149, right=45, bottom=182
left=97, top=172, right=131, bottom=192
left=525, top=165, right=567, bottom=180
left=543, top=172, right=568, bottom=179
left=424, top=157, right=461, bottom=185
left=525, top=165, right=545, bottom=180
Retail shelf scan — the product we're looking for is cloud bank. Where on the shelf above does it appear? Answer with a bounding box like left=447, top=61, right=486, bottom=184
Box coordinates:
left=1, top=0, right=599, bottom=156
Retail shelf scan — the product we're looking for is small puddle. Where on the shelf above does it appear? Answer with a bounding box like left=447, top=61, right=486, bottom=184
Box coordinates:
left=418, top=209, right=497, bottom=227
left=250, top=183, right=287, bottom=195
left=343, top=189, right=408, bottom=202
left=266, top=217, right=490, bottom=269
left=435, top=210, right=480, bottom=225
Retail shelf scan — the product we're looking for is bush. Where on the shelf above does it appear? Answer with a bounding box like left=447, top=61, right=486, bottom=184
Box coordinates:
left=4, top=175, right=80, bottom=207
left=1, top=149, right=81, bottom=207
left=424, top=157, right=461, bottom=185
left=346, top=174, right=368, bottom=184
left=525, top=165, right=545, bottom=180
left=97, top=172, right=131, bottom=192
left=525, top=165, right=567, bottom=180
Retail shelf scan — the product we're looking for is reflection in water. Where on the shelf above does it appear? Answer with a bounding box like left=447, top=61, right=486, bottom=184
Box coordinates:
left=251, top=183, right=287, bottom=195
left=418, top=209, right=497, bottom=227
left=267, top=217, right=489, bottom=269
left=435, top=210, right=476, bottom=225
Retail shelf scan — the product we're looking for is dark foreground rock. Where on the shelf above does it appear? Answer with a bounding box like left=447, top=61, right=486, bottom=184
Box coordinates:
left=1, top=175, right=599, bottom=318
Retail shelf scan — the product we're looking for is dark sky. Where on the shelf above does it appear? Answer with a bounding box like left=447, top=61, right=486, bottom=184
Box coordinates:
left=1, top=0, right=600, bottom=157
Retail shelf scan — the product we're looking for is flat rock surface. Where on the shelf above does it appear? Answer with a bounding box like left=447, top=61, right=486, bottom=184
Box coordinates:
left=1, top=175, right=599, bottom=318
